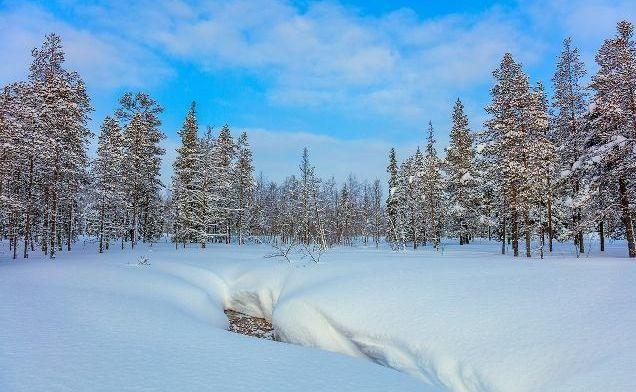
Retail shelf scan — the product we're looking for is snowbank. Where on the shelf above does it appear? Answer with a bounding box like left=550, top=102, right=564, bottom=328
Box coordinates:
left=2, top=241, right=635, bottom=391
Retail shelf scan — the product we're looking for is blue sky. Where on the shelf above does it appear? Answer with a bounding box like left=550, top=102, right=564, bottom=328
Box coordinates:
left=1, top=0, right=635, bottom=184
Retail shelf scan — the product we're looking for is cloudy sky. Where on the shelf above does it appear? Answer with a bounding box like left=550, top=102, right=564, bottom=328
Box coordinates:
left=1, top=0, right=634, bottom=184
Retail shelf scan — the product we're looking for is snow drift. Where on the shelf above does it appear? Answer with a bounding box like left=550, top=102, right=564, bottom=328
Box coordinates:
left=2, top=241, right=635, bottom=392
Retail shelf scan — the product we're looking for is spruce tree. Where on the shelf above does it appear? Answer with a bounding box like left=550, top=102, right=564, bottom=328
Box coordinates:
left=483, top=53, right=534, bottom=257
left=90, top=116, right=125, bottom=253
left=172, top=102, right=204, bottom=246
left=29, top=33, right=92, bottom=258
left=422, top=122, right=444, bottom=249
left=445, top=99, right=478, bottom=245
left=117, top=92, right=165, bottom=247
left=234, top=132, right=255, bottom=245
left=386, top=148, right=401, bottom=245
left=586, top=21, right=636, bottom=258
left=552, top=37, right=588, bottom=254
left=214, top=125, right=236, bottom=243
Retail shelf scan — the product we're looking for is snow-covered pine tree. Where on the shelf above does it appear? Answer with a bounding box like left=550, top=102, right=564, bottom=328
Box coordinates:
left=528, top=81, right=558, bottom=258
left=445, top=99, right=478, bottom=245
left=116, top=92, right=165, bottom=247
left=172, top=102, right=204, bottom=247
left=386, top=148, right=401, bottom=245
left=551, top=37, right=589, bottom=254
left=585, top=21, right=636, bottom=258
left=213, top=124, right=236, bottom=244
left=422, top=122, right=445, bottom=249
left=234, top=132, right=255, bottom=245
left=483, top=53, right=535, bottom=257
left=28, top=33, right=92, bottom=258
left=198, top=126, right=216, bottom=240
left=89, top=116, right=125, bottom=253
left=0, top=83, right=30, bottom=259
left=397, top=149, right=424, bottom=248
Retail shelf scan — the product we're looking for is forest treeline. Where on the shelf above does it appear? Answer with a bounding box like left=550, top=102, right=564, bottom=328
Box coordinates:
left=1, top=20, right=635, bottom=259
left=387, top=21, right=636, bottom=258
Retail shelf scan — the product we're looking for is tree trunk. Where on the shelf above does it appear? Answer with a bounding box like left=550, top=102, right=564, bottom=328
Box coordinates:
left=501, top=217, right=506, bottom=255
left=524, top=206, right=531, bottom=258
left=618, top=178, right=636, bottom=258
left=599, top=221, right=605, bottom=252
left=67, top=202, right=73, bottom=251
left=547, top=192, right=553, bottom=253
left=12, top=228, right=17, bottom=260
left=511, top=190, right=519, bottom=257
left=23, top=156, right=34, bottom=259
left=99, top=200, right=105, bottom=253
left=540, top=226, right=545, bottom=259
left=50, top=190, right=57, bottom=259
left=42, top=192, right=49, bottom=255
left=412, top=210, right=417, bottom=250
left=573, top=181, right=584, bottom=255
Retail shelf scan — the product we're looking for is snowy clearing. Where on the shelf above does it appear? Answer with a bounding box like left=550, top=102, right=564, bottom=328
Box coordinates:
left=1, top=241, right=635, bottom=392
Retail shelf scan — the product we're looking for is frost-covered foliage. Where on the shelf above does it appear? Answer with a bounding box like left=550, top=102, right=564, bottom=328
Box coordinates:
left=0, top=33, right=92, bottom=259
left=385, top=21, right=635, bottom=258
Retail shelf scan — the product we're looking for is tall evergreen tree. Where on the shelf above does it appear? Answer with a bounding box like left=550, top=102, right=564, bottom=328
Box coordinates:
left=214, top=125, right=236, bottom=243
left=117, top=92, right=165, bottom=247
left=445, top=99, right=478, bottom=245
left=29, top=33, right=92, bottom=258
left=483, top=53, right=534, bottom=257
left=172, top=102, right=204, bottom=246
left=386, top=148, right=401, bottom=245
left=422, top=122, right=444, bottom=249
left=585, top=21, right=636, bottom=258
left=234, top=132, right=255, bottom=245
left=89, top=116, right=125, bottom=253
left=552, top=37, right=588, bottom=254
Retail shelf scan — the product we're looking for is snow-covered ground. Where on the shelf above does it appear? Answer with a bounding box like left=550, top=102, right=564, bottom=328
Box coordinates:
left=1, top=240, right=635, bottom=392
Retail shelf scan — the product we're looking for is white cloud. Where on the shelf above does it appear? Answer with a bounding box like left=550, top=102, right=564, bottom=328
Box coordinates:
left=5, top=0, right=635, bottom=184
left=0, top=3, right=172, bottom=89
left=52, top=0, right=547, bottom=124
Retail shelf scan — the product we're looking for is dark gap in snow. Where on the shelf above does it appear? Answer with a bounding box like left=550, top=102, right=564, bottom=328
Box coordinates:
left=224, top=309, right=277, bottom=340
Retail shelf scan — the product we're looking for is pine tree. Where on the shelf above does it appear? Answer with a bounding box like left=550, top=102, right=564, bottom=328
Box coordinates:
left=586, top=21, right=636, bottom=258
left=172, top=102, right=204, bottom=246
left=397, top=149, right=424, bottom=248
left=370, top=179, right=384, bottom=247
left=214, top=125, right=236, bottom=243
left=445, top=99, right=478, bottom=245
left=89, top=116, right=125, bottom=253
left=386, top=148, right=400, bottom=245
left=422, top=122, right=444, bottom=249
left=117, top=92, right=165, bottom=247
left=552, top=37, right=588, bottom=254
left=29, top=33, right=92, bottom=258
left=483, top=53, right=535, bottom=257
left=528, top=81, right=557, bottom=258
left=234, top=132, right=255, bottom=245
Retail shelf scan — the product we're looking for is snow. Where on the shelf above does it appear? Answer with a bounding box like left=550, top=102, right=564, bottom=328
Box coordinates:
left=2, top=241, right=636, bottom=392
left=459, top=172, right=473, bottom=183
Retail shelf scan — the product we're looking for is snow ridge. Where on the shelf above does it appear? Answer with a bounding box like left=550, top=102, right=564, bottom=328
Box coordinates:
left=154, top=261, right=485, bottom=392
